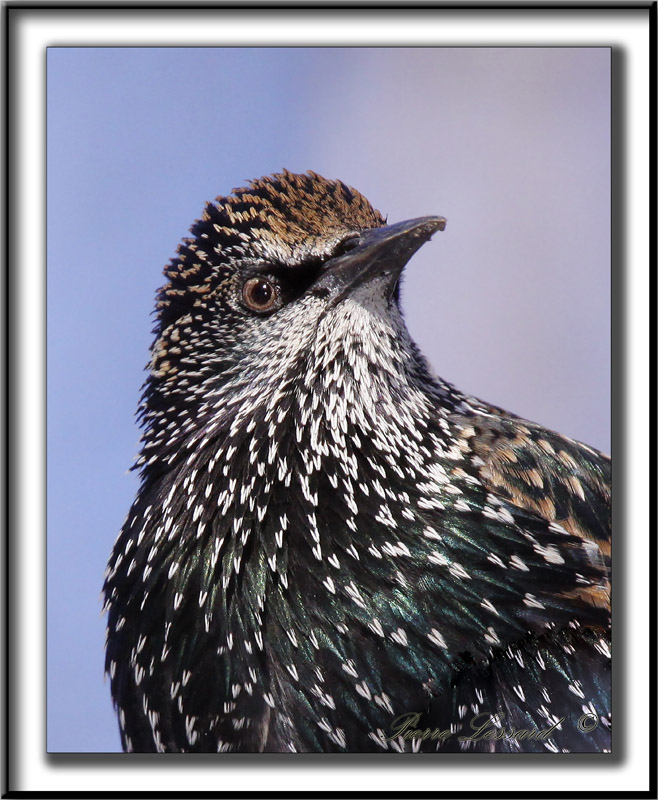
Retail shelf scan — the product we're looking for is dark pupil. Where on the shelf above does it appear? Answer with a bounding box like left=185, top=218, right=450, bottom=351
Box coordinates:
left=250, top=280, right=272, bottom=306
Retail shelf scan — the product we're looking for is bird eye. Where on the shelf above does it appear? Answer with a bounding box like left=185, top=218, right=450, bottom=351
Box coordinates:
left=241, top=277, right=280, bottom=313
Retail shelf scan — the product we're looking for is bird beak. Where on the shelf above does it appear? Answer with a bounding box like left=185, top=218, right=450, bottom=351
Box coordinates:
left=318, top=216, right=447, bottom=303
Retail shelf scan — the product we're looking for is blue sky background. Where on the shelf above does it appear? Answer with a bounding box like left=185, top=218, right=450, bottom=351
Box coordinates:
left=47, top=47, right=610, bottom=752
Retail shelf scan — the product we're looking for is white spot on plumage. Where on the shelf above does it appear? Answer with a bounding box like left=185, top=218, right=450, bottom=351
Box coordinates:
left=342, top=660, right=358, bottom=678
left=374, top=693, right=394, bottom=714
left=487, top=552, right=507, bottom=569
left=480, top=598, right=499, bottom=616
left=449, top=562, right=470, bottom=580
left=484, top=627, right=501, bottom=645
left=533, top=543, right=565, bottom=565
left=428, top=628, right=448, bottom=649
left=390, top=627, right=408, bottom=646
left=568, top=681, right=586, bottom=699
left=523, top=593, right=545, bottom=609
left=510, top=555, right=530, bottom=571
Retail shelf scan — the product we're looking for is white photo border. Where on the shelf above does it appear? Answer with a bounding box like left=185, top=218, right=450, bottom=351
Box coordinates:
left=6, top=3, right=654, bottom=797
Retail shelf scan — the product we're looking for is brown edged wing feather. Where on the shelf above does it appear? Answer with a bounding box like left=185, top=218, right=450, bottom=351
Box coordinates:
left=451, top=408, right=611, bottom=612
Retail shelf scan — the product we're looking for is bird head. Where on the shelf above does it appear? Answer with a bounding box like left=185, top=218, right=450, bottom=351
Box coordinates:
left=144, top=170, right=446, bottom=437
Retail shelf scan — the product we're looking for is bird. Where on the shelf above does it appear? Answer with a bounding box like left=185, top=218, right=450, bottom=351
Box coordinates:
left=103, top=170, right=611, bottom=754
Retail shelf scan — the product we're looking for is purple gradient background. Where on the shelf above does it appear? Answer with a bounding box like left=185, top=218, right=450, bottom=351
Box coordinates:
left=47, top=47, right=610, bottom=752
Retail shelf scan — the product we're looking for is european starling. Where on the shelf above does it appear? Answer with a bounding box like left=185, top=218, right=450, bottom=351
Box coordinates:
left=103, top=170, right=611, bottom=753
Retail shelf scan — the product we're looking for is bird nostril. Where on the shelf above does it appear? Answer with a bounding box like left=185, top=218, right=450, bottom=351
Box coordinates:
left=334, top=234, right=360, bottom=256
